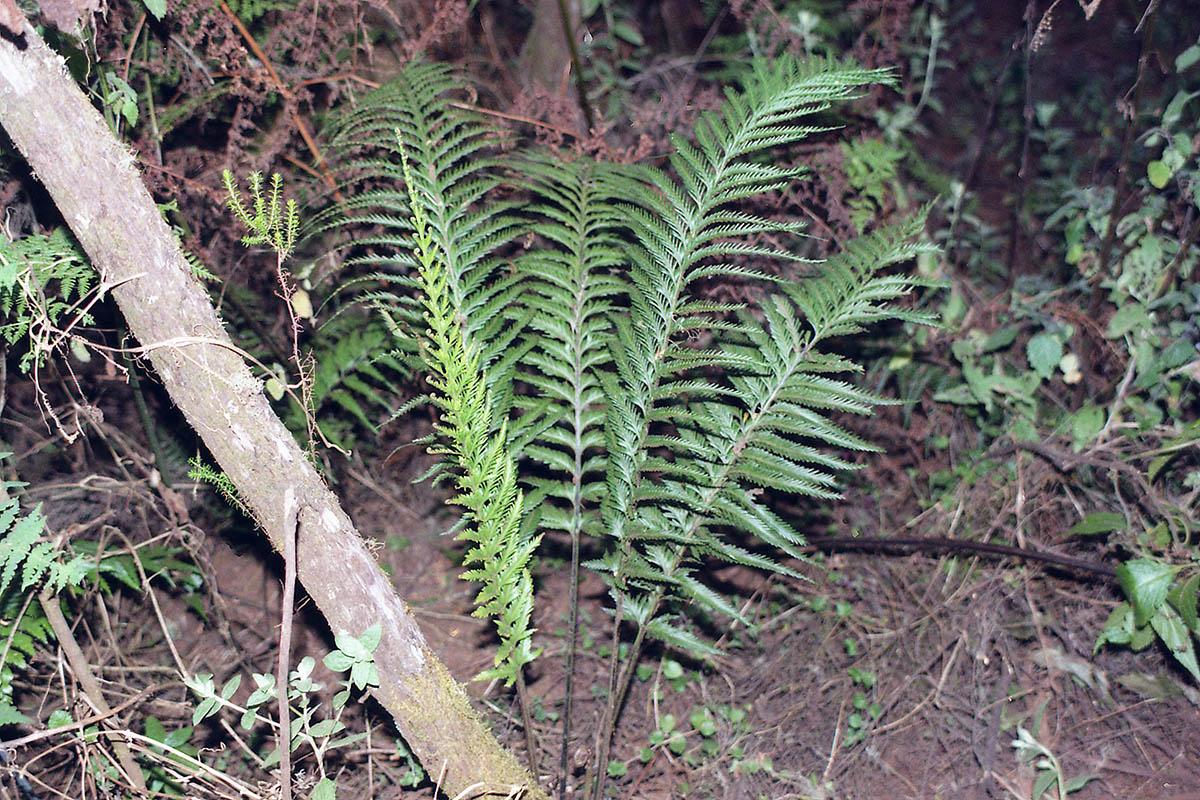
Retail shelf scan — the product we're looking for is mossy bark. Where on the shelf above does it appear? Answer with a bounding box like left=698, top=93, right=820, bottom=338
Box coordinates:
left=0, top=22, right=544, bottom=800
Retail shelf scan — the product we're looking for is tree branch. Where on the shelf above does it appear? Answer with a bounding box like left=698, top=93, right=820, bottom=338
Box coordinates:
left=0, top=20, right=541, bottom=799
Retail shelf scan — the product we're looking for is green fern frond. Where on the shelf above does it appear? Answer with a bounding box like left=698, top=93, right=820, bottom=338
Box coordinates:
left=315, top=60, right=517, bottom=303
left=224, top=171, right=299, bottom=262
left=314, top=60, right=529, bottom=434
left=573, top=57, right=935, bottom=668
left=512, top=155, right=625, bottom=525
left=0, top=228, right=97, bottom=372
left=0, top=500, right=44, bottom=598
left=0, top=493, right=94, bottom=606
left=281, top=311, right=410, bottom=450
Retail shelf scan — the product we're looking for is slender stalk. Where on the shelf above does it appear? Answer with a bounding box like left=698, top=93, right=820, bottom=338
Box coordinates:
left=1094, top=0, right=1161, bottom=284
left=588, top=588, right=655, bottom=800
left=40, top=585, right=147, bottom=792
left=515, top=669, right=541, bottom=782
left=276, top=498, right=299, bottom=799
left=1005, top=0, right=1036, bottom=284
left=555, top=0, right=595, bottom=133
left=560, top=303, right=589, bottom=797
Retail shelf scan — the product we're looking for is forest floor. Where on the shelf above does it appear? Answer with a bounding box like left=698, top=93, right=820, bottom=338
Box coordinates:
left=10, top=378, right=1199, bottom=799
left=4, top=1, right=1199, bottom=799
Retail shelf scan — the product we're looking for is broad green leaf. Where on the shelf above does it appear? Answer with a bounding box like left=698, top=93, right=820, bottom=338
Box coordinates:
left=1067, top=512, right=1125, bottom=537
left=165, top=724, right=194, bottom=749
left=293, top=656, right=316, bottom=682
left=1130, top=620, right=1156, bottom=651
left=932, top=383, right=977, bottom=405
left=982, top=324, right=1020, bottom=352
left=0, top=702, right=31, bottom=727
left=307, top=719, right=345, bottom=738
left=358, top=622, right=382, bottom=653
left=1032, top=769, right=1058, bottom=800
left=1149, top=604, right=1200, bottom=683
left=611, top=20, right=644, bottom=45
left=97, top=555, right=142, bottom=591
left=1147, top=160, right=1171, bottom=189
left=240, top=707, right=256, bottom=730
left=350, top=660, right=378, bottom=689
left=1117, top=558, right=1174, bottom=627
left=1011, top=416, right=1039, bottom=441
left=1162, top=89, right=1199, bottom=128
left=145, top=716, right=166, bottom=743
left=1026, top=333, right=1062, bottom=380
left=142, top=0, right=166, bottom=19
left=246, top=673, right=275, bottom=707
left=311, top=778, right=337, bottom=800
left=192, top=697, right=218, bottom=726
left=332, top=632, right=369, bottom=661
left=1063, top=774, right=1099, bottom=793
left=46, top=708, right=72, bottom=728
left=1177, top=44, right=1200, bottom=72
left=1070, top=405, right=1104, bottom=450
left=323, top=651, right=354, bottom=673
left=1168, top=572, right=1199, bottom=633
left=221, top=674, right=241, bottom=700
left=1105, top=303, right=1148, bottom=339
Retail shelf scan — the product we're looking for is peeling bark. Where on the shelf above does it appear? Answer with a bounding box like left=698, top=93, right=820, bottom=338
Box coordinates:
left=0, top=22, right=542, bottom=799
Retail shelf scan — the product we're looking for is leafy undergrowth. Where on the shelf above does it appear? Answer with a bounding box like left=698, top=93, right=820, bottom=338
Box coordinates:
left=0, top=1, right=1198, bottom=799
left=7, top=445, right=1194, bottom=799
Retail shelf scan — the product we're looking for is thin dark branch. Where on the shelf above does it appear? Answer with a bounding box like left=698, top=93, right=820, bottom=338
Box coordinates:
left=1094, top=0, right=1161, bottom=284
left=803, top=535, right=1116, bottom=578
left=556, top=0, right=595, bottom=133
left=1005, top=0, right=1038, bottom=283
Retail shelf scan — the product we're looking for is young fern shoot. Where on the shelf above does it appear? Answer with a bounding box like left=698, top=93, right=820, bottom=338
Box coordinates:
left=396, top=145, right=539, bottom=689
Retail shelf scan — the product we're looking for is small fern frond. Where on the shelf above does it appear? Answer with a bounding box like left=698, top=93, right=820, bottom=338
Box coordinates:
left=224, top=170, right=299, bottom=261
left=0, top=493, right=94, bottom=601
left=282, top=311, right=410, bottom=450
left=0, top=228, right=97, bottom=372
left=0, top=500, right=44, bottom=598
left=188, top=458, right=251, bottom=516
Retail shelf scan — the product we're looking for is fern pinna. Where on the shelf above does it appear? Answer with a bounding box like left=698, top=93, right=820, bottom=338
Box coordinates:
left=320, top=55, right=940, bottom=791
